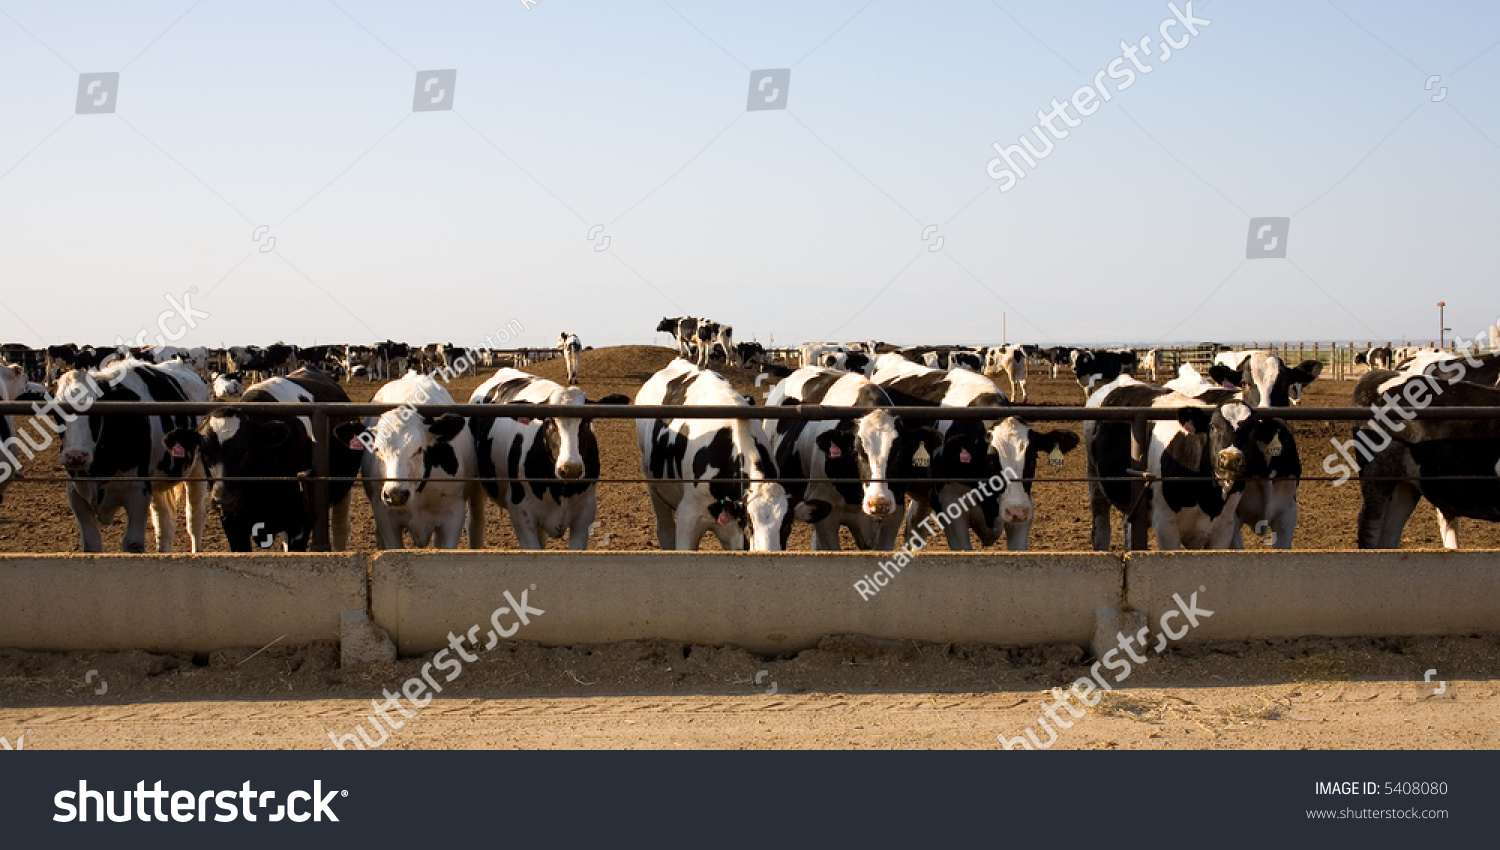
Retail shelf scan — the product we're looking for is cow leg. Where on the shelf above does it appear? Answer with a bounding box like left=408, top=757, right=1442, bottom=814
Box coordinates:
left=330, top=491, right=353, bottom=550
left=1017, top=379, right=1027, bottom=404
left=510, top=508, right=544, bottom=550
left=1151, top=495, right=1182, bottom=551
left=567, top=492, right=597, bottom=550
left=874, top=511, right=902, bottom=550
left=810, top=518, right=842, bottom=551
left=649, top=488, right=677, bottom=550
left=1087, top=474, right=1113, bottom=552
left=1436, top=509, right=1460, bottom=550
left=184, top=478, right=207, bottom=553
left=365, top=484, right=402, bottom=550
left=1003, top=518, right=1033, bottom=551
left=1378, top=484, right=1420, bottom=549
left=434, top=515, right=464, bottom=550
left=150, top=487, right=177, bottom=553
left=466, top=486, right=487, bottom=549
left=67, top=487, right=104, bottom=553
left=1270, top=499, right=1297, bottom=550
left=121, top=494, right=150, bottom=554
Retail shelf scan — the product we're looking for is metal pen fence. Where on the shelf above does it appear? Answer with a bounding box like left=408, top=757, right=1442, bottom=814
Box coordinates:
left=6, top=399, right=1500, bottom=552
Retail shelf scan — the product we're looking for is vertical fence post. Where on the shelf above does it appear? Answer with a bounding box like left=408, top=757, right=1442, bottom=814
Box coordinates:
left=1128, top=413, right=1150, bottom=551
left=310, top=410, right=331, bottom=552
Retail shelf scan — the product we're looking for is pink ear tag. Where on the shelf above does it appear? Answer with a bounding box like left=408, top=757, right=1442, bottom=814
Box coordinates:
left=717, top=511, right=730, bottom=526
left=1182, top=420, right=1196, bottom=435
left=959, top=448, right=971, bottom=463
left=828, top=445, right=842, bottom=458
left=518, top=417, right=533, bottom=426
left=349, top=436, right=363, bottom=450
left=170, top=445, right=185, bottom=458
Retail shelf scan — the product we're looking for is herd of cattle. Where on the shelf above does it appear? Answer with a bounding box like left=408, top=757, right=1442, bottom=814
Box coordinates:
left=0, top=324, right=1497, bottom=556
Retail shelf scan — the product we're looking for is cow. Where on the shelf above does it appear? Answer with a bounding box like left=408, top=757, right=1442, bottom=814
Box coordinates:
left=374, top=340, right=410, bottom=380
left=163, top=366, right=364, bottom=551
left=1038, top=346, right=1079, bottom=379
left=48, top=359, right=210, bottom=553
left=800, top=342, right=851, bottom=369
left=657, top=317, right=702, bottom=359
left=1085, top=377, right=1273, bottom=550
left=985, top=344, right=1029, bottom=403
left=692, top=321, right=732, bottom=367
left=469, top=368, right=627, bottom=549
left=1347, top=365, right=1500, bottom=549
left=210, top=371, right=245, bottom=400
left=558, top=333, right=582, bottom=385
left=1139, top=348, right=1163, bottom=382
left=361, top=373, right=482, bottom=549
left=872, top=355, right=1078, bottom=550
left=1355, top=345, right=1393, bottom=372
left=735, top=341, right=768, bottom=370
left=820, top=350, right=875, bottom=376
left=765, top=368, right=940, bottom=550
left=1073, top=348, right=1138, bottom=391
left=0, top=361, right=47, bottom=508
left=1212, top=350, right=1323, bottom=407
left=636, top=358, right=829, bottom=550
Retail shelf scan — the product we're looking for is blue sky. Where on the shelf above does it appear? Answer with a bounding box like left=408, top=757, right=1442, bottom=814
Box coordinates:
left=1, top=0, right=1498, bottom=350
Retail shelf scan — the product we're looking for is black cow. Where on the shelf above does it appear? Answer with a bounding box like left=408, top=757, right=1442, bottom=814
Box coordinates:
left=164, top=366, right=364, bottom=551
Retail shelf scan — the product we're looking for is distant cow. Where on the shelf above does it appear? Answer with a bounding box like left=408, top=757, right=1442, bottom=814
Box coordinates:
left=469, top=368, right=627, bottom=549
left=210, top=371, right=245, bottom=400
left=165, top=367, right=364, bottom=551
left=735, top=341, right=768, bottom=369
left=985, top=344, right=1029, bottom=403
left=766, top=368, right=939, bottom=550
left=362, top=373, right=482, bottom=549
left=637, top=358, right=828, bottom=550
left=1074, top=348, right=1138, bottom=391
left=820, top=350, right=875, bottom=376
left=1213, top=350, right=1323, bottom=406
left=559, top=333, right=582, bottom=385
left=51, top=359, right=210, bottom=552
left=657, top=317, right=702, bottom=359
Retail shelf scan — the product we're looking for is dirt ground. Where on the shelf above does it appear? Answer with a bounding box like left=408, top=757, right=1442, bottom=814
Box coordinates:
left=2, top=348, right=1497, bottom=750
left=2, top=344, right=1494, bottom=553
left=2, top=633, right=1496, bottom=749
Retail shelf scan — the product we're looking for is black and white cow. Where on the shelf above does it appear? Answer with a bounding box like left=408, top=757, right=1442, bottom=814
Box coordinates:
left=1213, top=350, right=1322, bottom=406
left=558, top=333, right=582, bottom=385
left=469, top=368, right=626, bottom=549
left=210, top=371, right=245, bottom=400
left=0, top=361, right=49, bottom=509
left=1347, top=366, right=1500, bottom=549
left=984, top=344, right=1029, bottom=403
left=1073, top=348, right=1138, bottom=391
left=872, top=355, right=1078, bottom=550
left=50, top=359, right=210, bottom=552
left=657, top=317, right=702, bottom=359
left=693, top=321, right=732, bottom=367
left=637, top=359, right=829, bottom=550
left=361, top=373, right=482, bottom=549
left=735, top=341, right=768, bottom=369
left=820, top=350, right=875, bottom=376
left=374, top=340, right=410, bottom=380
left=1355, top=346, right=1393, bottom=371
left=1038, top=346, right=1079, bottom=379
left=164, top=367, right=364, bottom=551
left=1086, top=377, right=1273, bottom=550
left=765, top=368, right=940, bottom=550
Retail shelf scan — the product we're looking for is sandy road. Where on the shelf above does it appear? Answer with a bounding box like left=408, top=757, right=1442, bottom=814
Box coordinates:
left=3, top=683, right=1494, bottom=750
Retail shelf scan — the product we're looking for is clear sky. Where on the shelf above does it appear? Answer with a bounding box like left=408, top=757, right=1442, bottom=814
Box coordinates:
left=1, top=0, right=1497, bottom=351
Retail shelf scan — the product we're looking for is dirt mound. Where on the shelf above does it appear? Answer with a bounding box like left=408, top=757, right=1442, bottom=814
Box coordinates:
left=524, top=345, right=682, bottom=385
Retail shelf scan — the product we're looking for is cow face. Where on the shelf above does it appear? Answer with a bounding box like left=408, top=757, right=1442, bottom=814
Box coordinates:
left=190, top=411, right=298, bottom=516
left=934, top=420, right=991, bottom=483
left=52, top=368, right=139, bottom=475
left=533, top=387, right=589, bottom=479
left=1202, top=401, right=1256, bottom=494
left=369, top=412, right=464, bottom=508
left=845, top=411, right=902, bottom=516
left=987, top=418, right=1080, bottom=525
left=1242, top=353, right=1322, bottom=407
left=725, top=482, right=831, bottom=550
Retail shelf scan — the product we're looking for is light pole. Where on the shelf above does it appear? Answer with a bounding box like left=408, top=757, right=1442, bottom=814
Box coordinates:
left=1438, top=301, right=1449, bottom=348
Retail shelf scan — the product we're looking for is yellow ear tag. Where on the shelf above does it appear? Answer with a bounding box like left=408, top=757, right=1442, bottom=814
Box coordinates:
left=1048, top=446, right=1065, bottom=468
left=1266, top=434, right=1282, bottom=457
left=912, top=444, right=930, bottom=468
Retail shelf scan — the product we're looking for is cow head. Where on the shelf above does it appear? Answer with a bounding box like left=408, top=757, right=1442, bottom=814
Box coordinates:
left=811, top=410, right=905, bottom=517
left=1174, top=401, right=1258, bottom=496
left=522, top=389, right=629, bottom=480
left=366, top=411, right=465, bottom=508
left=1241, top=353, right=1322, bottom=407
left=711, top=482, right=832, bottom=551
left=53, top=366, right=142, bottom=476
left=211, top=371, right=245, bottom=400
left=986, top=418, right=1080, bottom=525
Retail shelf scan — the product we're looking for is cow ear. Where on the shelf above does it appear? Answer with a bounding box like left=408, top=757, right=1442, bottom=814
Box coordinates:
left=1178, top=408, right=1211, bottom=435
left=1293, top=359, right=1323, bottom=382
left=1034, top=429, right=1081, bottom=454
left=256, top=421, right=291, bottom=447
left=163, top=428, right=201, bottom=454
left=426, top=413, right=465, bottom=442
left=586, top=393, right=631, bottom=405
left=814, top=430, right=851, bottom=458
left=332, top=421, right=366, bottom=450
left=795, top=499, right=834, bottom=524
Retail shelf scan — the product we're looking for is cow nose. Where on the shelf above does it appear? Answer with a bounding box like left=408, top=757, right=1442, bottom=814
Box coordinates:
left=61, top=449, right=89, bottom=469
left=1003, top=505, right=1031, bottom=523
left=864, top=497, right=893, bottom=516
left=557, top=462, right=584, bottom=480
left=382, top=485, right=411, bottom=507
